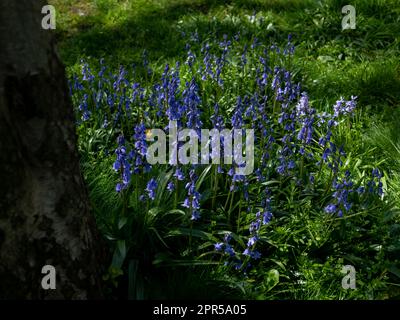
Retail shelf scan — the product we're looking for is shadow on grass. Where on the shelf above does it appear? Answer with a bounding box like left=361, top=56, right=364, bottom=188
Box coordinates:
left=56, top=0, right=316, bottom=67
left=57, top=0, right=400, bottom=108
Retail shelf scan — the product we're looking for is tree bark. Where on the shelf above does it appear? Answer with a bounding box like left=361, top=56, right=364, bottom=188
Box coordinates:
left=0, top=0, right=104, bottom=299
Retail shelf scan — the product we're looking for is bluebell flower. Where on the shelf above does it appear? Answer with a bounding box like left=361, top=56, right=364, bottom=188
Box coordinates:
left=276, top=162, right=286, bottom=175
left=247, top=236, right=259, bottom=247
left=116, top=183, right=123, bottom=193
left=243, top=248, right=251, bottom=256
left=231, top=96, right=244, bottom=128
left=167, top=181, right=175, bottom=193
left=182, top=197, right=190, bottom=208
left=324, top=172, right=355, bottom=216
left=219, top=34, right=231, bottom=54
left=113, top=135, right=131, bottom=192
left=186, top=47, right=196, bottom=68
left=210, top=103, right=225, bottom=130
left=142, top=49, right=152, bottom=76
left=78, top=93, right=91, bottom=121
left=322, top=147, right=332, bottom=162
left=372, top=168, right=382, bottom=178
left=225, top=244, right=235, bottom=257
left=133, top=123, right=147, bottom=156
left=324, top=203, right=337, bottom=214
left=249, top=218, right=261, bottom=233
left=251, top=250, right=261, bottom=260
left=357, top=186, right=365, bottom=194
left=263, top=211, right=273, bottom=225
left=284, top=34, right=295, bottom=55
left=174, top=167, right=185, bottom=181
left=132, top=122, right=151, bottom=173
left=366, top=168, right=384, bottom=196
left=166, top=64, right=183, bottom=123
left=333, top=96, right=357, bottom=117
left=201, top=43, right=213, bottom=80
left=251, top=37, right=259, bottom=50
left=81, top=60, right=95, bottom=82
left=243, top=249, right=261, bottom=260
left=183, top=78, right=202, bottom=130
left=288, top=160, right=296, bottom=170
left=241, top=44, right=248, bottom=66
left=191, top=210, right=201, bottom=220
left=214, top=59, right=224, bottom=86
left=113, top=66, right=129, bottom=92
left=271, top=67, right=280, bottom=91
left=224, top=233, right=232, bottom=243
left=296, top=92, right=309, bottom=117
left=190, top=31, right=200, bottom=43
left=182, top=169, right=202, bottom=220
left=146, top=178, right=157, bottom=200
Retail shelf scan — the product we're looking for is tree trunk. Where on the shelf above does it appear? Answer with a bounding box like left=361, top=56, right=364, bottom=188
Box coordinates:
left=0, top=0, right=104, bottom=299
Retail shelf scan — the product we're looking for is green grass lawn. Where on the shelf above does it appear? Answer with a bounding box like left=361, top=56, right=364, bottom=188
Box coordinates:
left=51, top=0, right=400, bottom=299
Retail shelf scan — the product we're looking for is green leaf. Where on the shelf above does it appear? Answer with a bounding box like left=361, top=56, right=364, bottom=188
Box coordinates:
left=128, top=259, right=144, bottom=300
left=264, top=269, right=280, bottom=292
left=117, top=240, right=126, bottom=258
left=111, top=240, right=127, bottom=269
left=118, top=216, right=128, bottom=230
left=154, top=259, right=219, bottom=267
left=167, top=228, right=217, bottom=242
left=261, top=180, right=280, bottom=186
left=269, top=258, right=286, bottom=271
left=388, top=264, right=400, bottom=279
left=317, top=55, right=334, bottom=63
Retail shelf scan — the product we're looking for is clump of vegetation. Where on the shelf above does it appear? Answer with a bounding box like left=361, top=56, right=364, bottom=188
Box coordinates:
left=53, top=0, right=400, bottom=299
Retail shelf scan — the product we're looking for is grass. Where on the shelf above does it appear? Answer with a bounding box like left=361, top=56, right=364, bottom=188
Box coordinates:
left=53, top=0, right=400, bottom=107
left=51, top=0, right=400, bottom=299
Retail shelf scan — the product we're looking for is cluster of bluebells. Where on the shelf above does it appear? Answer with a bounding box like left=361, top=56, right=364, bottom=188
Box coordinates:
left=333, top=96, right=357, bottom=118
left=362, top=168, right=384, bottom=197
left=70, top=32, right=385, bottom=273
left=133, top=122, right=151, bottom=174
left=325, top=168, right=384, bottom=217
left=113, top=135, right=131, bottom=192
left=242, top=188, right=273, bottom=262
left=214, top=233, right=246, bottom=271
left=325, top=170, right=354, bottom=217
left=214, top=233, right=235, bottom=257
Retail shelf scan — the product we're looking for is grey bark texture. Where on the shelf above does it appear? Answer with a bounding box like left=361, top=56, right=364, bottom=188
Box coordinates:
left=0, top=0, right=104, bottom=299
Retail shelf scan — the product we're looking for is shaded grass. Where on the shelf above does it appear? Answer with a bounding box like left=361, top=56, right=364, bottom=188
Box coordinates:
left=298, top=55, right=400, bottom=107
left=51, top=0, right=400, bottom=110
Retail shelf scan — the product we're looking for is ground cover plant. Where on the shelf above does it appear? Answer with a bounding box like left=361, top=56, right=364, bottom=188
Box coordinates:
left=52, top=0, right=400, bottom=299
